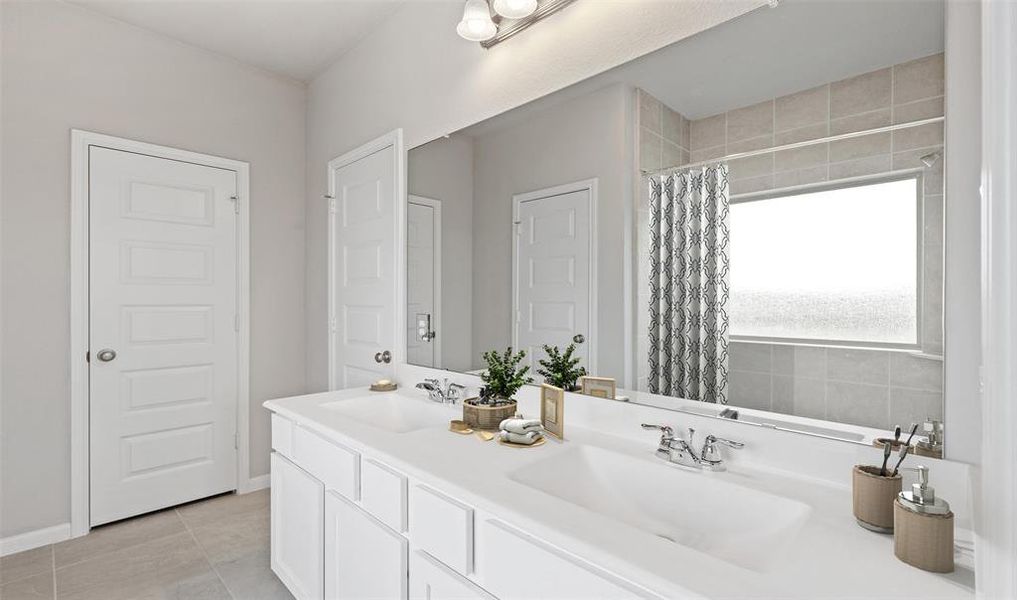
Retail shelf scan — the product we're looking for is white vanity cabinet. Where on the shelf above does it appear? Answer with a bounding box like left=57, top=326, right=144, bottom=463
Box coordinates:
left=325, top=492, right=408, bottom=600
left=270, top=452, right=325, bottom=600
left=410, top=550, right=495, bottom=600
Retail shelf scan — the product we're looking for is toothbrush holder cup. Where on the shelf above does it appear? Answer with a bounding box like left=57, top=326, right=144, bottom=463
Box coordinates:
left=852, top=465, right=903, bottom=533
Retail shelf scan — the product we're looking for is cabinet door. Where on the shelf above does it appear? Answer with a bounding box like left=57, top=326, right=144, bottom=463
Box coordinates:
left=271, top=452, right=324, bottom=600
left=410, top=550, right=496, bottom=600
left=325, top=491, right=408, bottom=600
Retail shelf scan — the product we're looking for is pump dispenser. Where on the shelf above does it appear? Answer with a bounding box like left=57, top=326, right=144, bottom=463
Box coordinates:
left=893, top=466, right=954, bottom=572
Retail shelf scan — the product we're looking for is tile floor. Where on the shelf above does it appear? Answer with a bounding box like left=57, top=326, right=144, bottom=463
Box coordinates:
left=0, top=490, right=293, bottom=600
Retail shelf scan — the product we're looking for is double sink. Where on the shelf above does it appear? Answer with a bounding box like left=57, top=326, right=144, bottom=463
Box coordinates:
left=321, top=391, right=811, bottom=573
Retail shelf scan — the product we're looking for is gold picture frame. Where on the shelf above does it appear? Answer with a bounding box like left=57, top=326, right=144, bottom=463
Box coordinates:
left=580, top=376, right=616, bottom=400
left=540, top=383, right=565, bottom=440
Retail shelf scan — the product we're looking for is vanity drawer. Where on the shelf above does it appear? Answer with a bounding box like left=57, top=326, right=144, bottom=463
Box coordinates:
left=292, top=425, right=360, bottom=500
left=477, top=519, right=662, bottom=599
left=271, top=413, right=294, bottom=459
left=409, top=484, right=474, bottom=575
left=361, top=458, right=407, bottom=532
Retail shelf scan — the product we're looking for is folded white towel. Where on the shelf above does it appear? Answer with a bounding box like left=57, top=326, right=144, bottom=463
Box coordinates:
left=499, top=418, right=542, bottom=434
left=500, top=430, right=542, bottom=445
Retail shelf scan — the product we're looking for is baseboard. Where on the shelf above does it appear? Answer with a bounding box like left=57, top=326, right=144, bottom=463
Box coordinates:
left=0, top=523, right=71, bottom=557
left=239, top=473, right=270, bottom=493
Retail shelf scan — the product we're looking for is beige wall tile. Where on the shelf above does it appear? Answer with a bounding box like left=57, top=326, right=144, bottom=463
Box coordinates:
left=828, top=154, right=893, bottom=179
left=662, top=107, right=686, bottom=147
left=774, top=143, right=827, bottom=172
left=638, top=89, right=662, bottom=132
left=892, top=122, right=944, bottom=152
left=830, top=68, right=892, bottom=119
left=729, top=370, right=772, bottom=411
left=775, top=84, right=829, bottom=132
left=662, top=140, right=684, bottom=169
left=728, top=134, right=774, bottom=154
left=729, top=341, right=771, bottom=373
left=890, top=387, right=943, bottom=426
left=690, top=145, right=726, bottom=164
left=890, top=354, right=943, bottom=392
left=893, top=53, right=945, bottom=105
left=893, top=96, right=944, bottom=124
left=772, top=345, right=794, bottom=375
left=729, top=174, right=773, bottom=195
left=639, top=127, right=662, bottom=172
left=829, top=132, right=891, bottom=163
left=690, top=113, right=726, bottom=150
left=775, top=122, right=828, bottom=145
left=727, top=99, right=774, bottom=142
left=792, top=378, right=827, bottom=419
left=830, top=108, right=892, bottom=135
left=728, top=153, right=773, bottom=181
left=826, top=381, right=889, bottom=429
left=774, top=166, right=828, bottom=188
left=827, top=348, right=890, bottom=385
left=771, top=375, right=794, bottom=415
left=924, top=194, right=944, bottom=246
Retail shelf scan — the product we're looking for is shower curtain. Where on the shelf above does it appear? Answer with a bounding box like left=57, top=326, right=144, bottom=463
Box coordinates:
left=647, top=165, right=731, bottom=403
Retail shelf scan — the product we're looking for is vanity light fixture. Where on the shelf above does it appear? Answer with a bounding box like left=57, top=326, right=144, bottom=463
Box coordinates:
left=457, top=0, right=498, bottom=42
left=492, top=0, right=538, bottom=19
left=457, top=0, right=578, bottom=48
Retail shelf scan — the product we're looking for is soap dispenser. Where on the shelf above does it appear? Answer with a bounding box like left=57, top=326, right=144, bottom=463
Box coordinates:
left=893, top=465, right=954, bottom=573
left=914, top=419, right=944, bottom=459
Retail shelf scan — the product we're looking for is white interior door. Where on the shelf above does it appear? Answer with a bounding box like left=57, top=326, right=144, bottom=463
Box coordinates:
left=407, top=197, right=440, bottom=367
left=88, top=146, right=238, bottom=526
left=513, top=185, right=594, bottom=374
left=329, top=145, right=396, bottom=389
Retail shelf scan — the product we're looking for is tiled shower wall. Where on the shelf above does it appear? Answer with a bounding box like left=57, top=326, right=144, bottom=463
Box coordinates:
left=635, top=53, right=945, bottom=430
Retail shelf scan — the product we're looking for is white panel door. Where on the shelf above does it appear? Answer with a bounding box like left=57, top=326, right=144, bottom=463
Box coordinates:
left=271, top=453, right=325, bottom=600
left=325, top=491, right=408, bottom=600
left=407, top=198, right=439, bottom=367
left=330, top=147, right=396, bottom=389
left=88, top=146, right=238, bottom=526
left=514, top=188, right=592, bottom=373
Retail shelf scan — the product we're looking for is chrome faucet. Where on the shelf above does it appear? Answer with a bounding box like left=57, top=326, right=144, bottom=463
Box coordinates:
left=415, top=378, right=466, bottom=405
left=641, top=424, right=743, bottom=471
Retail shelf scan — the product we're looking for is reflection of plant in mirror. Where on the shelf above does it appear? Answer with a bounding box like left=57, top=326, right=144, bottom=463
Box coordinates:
left=480, top=347, right=532, bottom=405
left=537, top=343, right=587, bottom=391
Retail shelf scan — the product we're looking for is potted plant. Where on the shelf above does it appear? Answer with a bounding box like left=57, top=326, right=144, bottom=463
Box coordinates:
left=463, top=347, right=532, bottom=430
left=536, top=343, right=587, bottom=391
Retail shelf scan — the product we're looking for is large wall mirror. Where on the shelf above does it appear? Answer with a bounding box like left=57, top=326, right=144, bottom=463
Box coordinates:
left=406, top=0, right=947, bottom=448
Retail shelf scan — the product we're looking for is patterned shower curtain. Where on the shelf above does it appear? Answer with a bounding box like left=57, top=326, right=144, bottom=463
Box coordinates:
left=647, top=165, right=731, bottom=403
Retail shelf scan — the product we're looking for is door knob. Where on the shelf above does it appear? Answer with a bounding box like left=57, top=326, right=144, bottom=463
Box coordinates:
left=96, top=348, right=117, bottom=362
left=374, top=350, right=392, bottom=364
left=573, top=334, right=586, bottom=344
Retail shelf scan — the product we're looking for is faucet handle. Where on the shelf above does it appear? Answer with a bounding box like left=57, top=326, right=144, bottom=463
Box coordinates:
left=641, top=423, right=675, bottom=439
left=706, top=434, right=744, bottom=449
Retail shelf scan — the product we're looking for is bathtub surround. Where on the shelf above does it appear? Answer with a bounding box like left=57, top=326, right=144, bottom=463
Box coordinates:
left=635, top=54, right=946, bottom=430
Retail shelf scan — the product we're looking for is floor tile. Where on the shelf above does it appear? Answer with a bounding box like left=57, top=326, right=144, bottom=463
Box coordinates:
left=54, top=509, right=185, bottom=568
left=0, top=546, right=52, bottom=585
left=190, top=506, right=269, bottom=567
left=135, top=570, right=231, bottom=600
left=176, top=490, right=269, bottom=530
left=214, top=547, right=293, bottom=600
left=55, top=532, right=212, bottom=600
left=0, top=571, right=54, bottom=600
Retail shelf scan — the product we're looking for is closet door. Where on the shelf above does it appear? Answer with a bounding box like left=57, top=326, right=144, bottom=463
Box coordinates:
left=325, top=491, right=408, bottom=600
left=271, top=453, right=325, bottom=600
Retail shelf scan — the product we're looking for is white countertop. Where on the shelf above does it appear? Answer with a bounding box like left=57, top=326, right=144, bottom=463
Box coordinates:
left=264, top=387, right=975, bottom=600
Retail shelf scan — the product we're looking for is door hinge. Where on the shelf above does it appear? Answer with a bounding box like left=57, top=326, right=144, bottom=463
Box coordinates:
left=229, top=195, right=240, bottom=214
left=85, top=350, right=90, bottom=363
left=328, top=197, right=337, bottom=215
left=234, top=432, right=239, bottom=449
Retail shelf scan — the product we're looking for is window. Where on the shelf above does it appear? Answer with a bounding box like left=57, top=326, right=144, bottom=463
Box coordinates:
left=728, top=175, right=920, bottom=348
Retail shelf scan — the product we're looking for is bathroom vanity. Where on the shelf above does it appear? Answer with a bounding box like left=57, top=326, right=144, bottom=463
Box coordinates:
left=265, top=371, right=974, bottom=599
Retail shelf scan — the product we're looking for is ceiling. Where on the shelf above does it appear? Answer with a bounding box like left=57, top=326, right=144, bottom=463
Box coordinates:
left=460, top=0, right=944, bottom=138
left=67, top=0, right=407, bottom=82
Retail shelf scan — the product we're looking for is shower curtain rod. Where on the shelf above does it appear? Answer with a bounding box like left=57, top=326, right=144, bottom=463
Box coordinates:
left=640, top=115, right=944, bottom=176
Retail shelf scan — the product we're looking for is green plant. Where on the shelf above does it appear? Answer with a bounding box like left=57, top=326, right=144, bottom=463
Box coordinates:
left=479, top=347, right=532, bottom=404
left=537, top=343, right=587, bottom=391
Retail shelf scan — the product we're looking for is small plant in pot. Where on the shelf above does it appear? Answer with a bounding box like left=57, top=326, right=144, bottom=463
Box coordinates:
left=536, top=343, right=587, bottom=392
left=463, top=348, right=532, bottom=430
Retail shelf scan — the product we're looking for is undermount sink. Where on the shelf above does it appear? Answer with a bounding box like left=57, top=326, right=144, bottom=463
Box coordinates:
left=509, top=446, right=811, bottom=572
left=321, top=393, right=449, bottom=433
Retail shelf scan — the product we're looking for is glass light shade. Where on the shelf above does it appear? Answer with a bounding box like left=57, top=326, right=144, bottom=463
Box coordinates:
left=492, top=0, right=538, bottom=19
left=457, top=0, right=497, bottom=42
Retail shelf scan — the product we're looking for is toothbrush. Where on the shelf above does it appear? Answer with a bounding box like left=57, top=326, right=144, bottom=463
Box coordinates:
left=890, top=444, right=910, bottom=477
left=879, top=441, right=892, bottom=476
left=902, top=423, right=919, bottom=447
left=893, top=425, right=902, bottom=445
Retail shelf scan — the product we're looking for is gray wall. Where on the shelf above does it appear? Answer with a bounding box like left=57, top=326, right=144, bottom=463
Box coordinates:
left=408, top=136, right=475, bottom=372
left=1, top=2, right=307, bottom=537
left=470, top=83, right=633, bottom=377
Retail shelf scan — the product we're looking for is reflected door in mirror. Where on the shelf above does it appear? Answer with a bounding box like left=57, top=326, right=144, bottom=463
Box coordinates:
left=513, top=184, right=593, bottom=373
left=408, top=197, right=440, bottom=367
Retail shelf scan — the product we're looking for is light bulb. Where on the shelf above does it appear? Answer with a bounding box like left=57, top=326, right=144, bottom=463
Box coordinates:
left=492, top=0, right=538, bottom=19
left=457, top=0, right=497, bottom=42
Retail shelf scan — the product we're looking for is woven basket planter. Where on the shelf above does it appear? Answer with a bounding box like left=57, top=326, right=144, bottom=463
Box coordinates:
left=462, top=397, right=517, bottom=431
